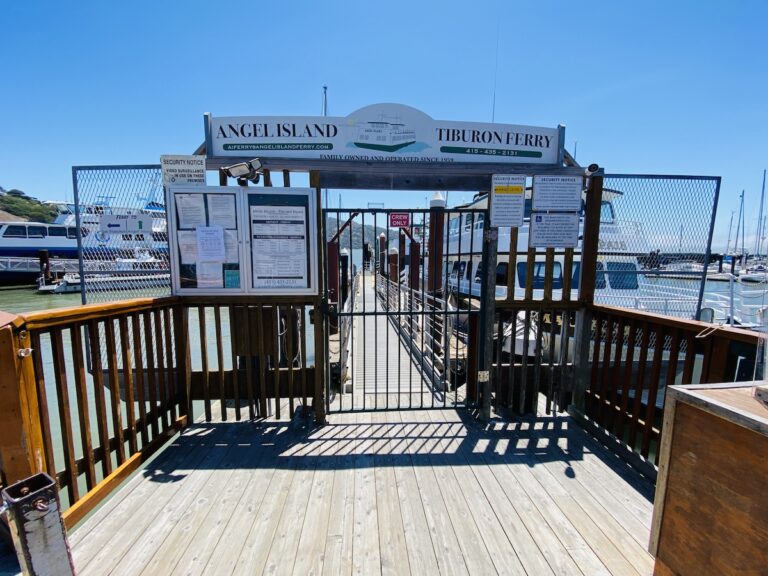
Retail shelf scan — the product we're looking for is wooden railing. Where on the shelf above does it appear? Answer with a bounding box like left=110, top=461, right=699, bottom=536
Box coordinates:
left=0, top=295, right=323, bottom=529
left=573, top=304, right=764, bottom=473
left=0, top=297, right=187, bottom=527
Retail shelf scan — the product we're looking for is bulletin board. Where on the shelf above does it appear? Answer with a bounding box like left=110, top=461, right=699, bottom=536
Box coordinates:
left=167, top=185, right=318, bottom=296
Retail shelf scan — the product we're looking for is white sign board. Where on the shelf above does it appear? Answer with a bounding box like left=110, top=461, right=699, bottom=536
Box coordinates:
left=251, top=205, right=309, bottom=290
left=208, top=103, right=561, bottom=164
left=490, top=174, right=526, bottom=227
left=161, top=155, right=206, bottom=186
left=529, top=212, right=580, bottom=248
left=99, top=214, right=153, bottom=233
left=532, top=175, right=583, bottom=211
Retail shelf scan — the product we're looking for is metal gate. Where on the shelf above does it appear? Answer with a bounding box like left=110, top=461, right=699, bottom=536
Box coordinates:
left=324, top=206, right=488, bottom=412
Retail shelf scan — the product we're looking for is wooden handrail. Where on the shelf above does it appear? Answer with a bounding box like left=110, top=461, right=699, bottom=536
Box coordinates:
left=589, top=303, right=764, bottom=344
left=0, top=310, right=22, bottom=330
left=17, top=296, right=180, bottom=331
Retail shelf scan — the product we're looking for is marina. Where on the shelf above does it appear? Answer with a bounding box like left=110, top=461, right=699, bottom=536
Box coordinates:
left=1, top=102, right=766, bottom=576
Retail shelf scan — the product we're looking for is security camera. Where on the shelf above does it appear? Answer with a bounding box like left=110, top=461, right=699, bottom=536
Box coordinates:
left=223, top=159, right=262, bottom=182
left=585, top=163, right=600, bottom=176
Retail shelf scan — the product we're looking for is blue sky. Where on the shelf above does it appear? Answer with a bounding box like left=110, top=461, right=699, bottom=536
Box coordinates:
left=1, top=0, right=766, bottom=250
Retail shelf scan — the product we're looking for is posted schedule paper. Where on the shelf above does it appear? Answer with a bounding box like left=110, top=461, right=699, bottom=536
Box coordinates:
left=251, top=205, right=309, bottom=289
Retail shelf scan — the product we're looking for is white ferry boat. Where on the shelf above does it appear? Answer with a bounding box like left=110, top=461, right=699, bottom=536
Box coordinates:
left=0, top=201, right=168, bottom=259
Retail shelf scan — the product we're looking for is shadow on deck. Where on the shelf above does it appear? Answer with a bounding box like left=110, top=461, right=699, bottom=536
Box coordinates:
left=6, top=405, right=657, bottom=576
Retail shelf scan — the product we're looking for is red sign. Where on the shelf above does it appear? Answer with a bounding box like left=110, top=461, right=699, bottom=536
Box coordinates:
left=389, top=213, right=411, bottom=228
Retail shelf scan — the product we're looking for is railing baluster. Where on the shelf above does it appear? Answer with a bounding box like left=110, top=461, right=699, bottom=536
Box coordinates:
left=607, top=318, right=626, bottom=430
left=245, top=307, right=256, bottom=420
left=214, top=305, right=226, bottom=421
left=681, top=332, right=696, bottom=384
left=641, top=326, right=665, bottom=459
left=588, top=311, right=603, bottom=418
left=104, top=319, right=126, bottom=465
left=629, top=322, right=651, bottom=451
left=70, top=324, right=96, bottom=490
left=256, top=306, right=268, bottom=418
left=131, top=314, right=148, bottom=448
left=153, top=309, right=168, bottom=430
left=615, top=318, right=637, bottom=439
left=274, top=306, right=281, bottom=420
left=198, top=305, right=211, bottom=422
left=88, top=321, right=112, bottom=476
left=30, top=331, right=56, bottom=480
left=163, top=307, right=177, bottom=422
left=143, top=313, right=159, bottom=438
left=229, top=305, right=241, bottom=421
left=286, top=305, right=295, bottom=417
left=118, top=316, right=137, bottom=455
left=51, top=328, right=79, bottom=503
left=597, top=315, right=615, bottom=426
left=300, top=305, right=308, bottom=412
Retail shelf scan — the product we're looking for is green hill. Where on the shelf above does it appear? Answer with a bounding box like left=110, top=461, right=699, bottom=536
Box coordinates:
left=0, top=189, right=58, bottom=223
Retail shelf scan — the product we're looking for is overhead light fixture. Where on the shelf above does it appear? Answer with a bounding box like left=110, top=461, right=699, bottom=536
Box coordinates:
left=223, top=158, right=263, bottom=184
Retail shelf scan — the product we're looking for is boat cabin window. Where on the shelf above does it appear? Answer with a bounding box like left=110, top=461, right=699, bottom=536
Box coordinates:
left=67, top=227, right=79, bottom=239
left=606, top=262, right=638, bottom=289
left=463, top=213, right=474, bottom=232
left=474, top=214, right=484, bottom=230
left=3, top=225, right=27, bottom=238
left=122, top=234, right=134, bottom=241
left=496, top=262, right=508, bottom=285
left=48, top=226, right=67, bottom=237
left=152, top=232, right=167, bottom=242
left=600, top=201, right=615, bottom=223
left=464, top=261, right=473, bottom=280
left=135, top=234, right=145, bottom=241
left=516, top=262, right=563, bottom=289
left=27, top=226, right=47, bottom=238
left=596, top=262, right=607, bottom=288
left=448, top=217, right=460, bottom=236
left=474, top=263, right=482, bottom=283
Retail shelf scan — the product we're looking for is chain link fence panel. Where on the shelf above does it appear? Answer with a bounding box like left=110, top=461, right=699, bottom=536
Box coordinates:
left=72, top=165, right=170, bottom=304
left=599, top=175, right=720, bottom=322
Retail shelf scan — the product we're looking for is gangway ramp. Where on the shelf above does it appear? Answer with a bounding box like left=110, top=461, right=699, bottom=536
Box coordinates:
left=333, top=271, right=466, bottom=412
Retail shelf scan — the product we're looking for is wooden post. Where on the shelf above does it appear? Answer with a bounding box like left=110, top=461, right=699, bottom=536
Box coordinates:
left=378, top=233, right=387, bottom=277
left=388, top=249, right=399, bottom=281
left=578, top=173, right=603, bottom=305
left=0, top=322, right=46, bottom=486
left=409, top=241, right=420, bottom=289
left=479, top=224, right=498, bottom=420
left=310, top=171, right=327, bottom=425
left=398, top=232, right=406, bottom=272
left=427, top=196, right=446, bottom=295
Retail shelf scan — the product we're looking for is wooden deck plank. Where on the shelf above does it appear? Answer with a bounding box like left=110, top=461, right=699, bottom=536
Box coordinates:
left=168, top=425, right=288, bottom=576
left=232, top=426, right=309, bottom=574
left=388, top=413, right=441, bottom=576
left=424, top=411, right=531, bottom=576
left=262, top=433, right=320, bottom=576
left=352, top=410, right=383, bottom=576
left=76, top=425, right=239, bottom=575
left=71, top=426, right=228, bottom=571
left=372, top=410, right=410, bottom=576
left=191, top=426, right=289, bottom=576
left=322, top=411, right=357, bottom=576
left=140, top=422, right=280, bottom=575
left=396, top=410, right=469, bottom=576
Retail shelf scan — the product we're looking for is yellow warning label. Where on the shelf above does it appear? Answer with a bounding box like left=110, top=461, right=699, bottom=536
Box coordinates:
left=494, top=185, right=524, bottom=194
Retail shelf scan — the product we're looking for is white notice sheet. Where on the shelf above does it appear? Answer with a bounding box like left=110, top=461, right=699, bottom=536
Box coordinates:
left=177, top=231, right=197, bottom=265
left=175, top=194, right=206, bottom=228
left=197, top=262, right=223, bottom=288
left=224, top=230, right=239, bottom=263
left=251, top=205, right=308, bottom=289
left=196, top=225, right=225, bottom=262
left=207, top=195, right=237, bottom=229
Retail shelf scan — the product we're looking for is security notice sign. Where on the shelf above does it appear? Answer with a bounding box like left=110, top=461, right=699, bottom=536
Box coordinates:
left=529, top=212, right=580, bottom=248
left=161, top=155, right=206, bottom=186
left=389, top=213, right=411, bottom=228
left=490, top=174, right=526, bottom=227
left=532, top=175, right=583, bottom=211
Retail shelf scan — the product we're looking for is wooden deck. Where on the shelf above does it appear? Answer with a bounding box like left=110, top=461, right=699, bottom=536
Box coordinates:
left=0, top=398, right=655, bottom=576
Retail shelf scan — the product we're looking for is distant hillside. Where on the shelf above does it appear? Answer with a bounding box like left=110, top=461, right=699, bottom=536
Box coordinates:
left=325, top=216, right=402, bottom=251
left=0, top=189, right=58, bottom=223
left=0, top=209, right=23, bottom=222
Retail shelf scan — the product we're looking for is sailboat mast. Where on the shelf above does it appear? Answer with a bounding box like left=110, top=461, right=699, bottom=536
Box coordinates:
left=757, top=169, right=767, bottom=257
left=741, top=190, right=746, bottom=262
left=726, top=210, right=734, bottom=254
